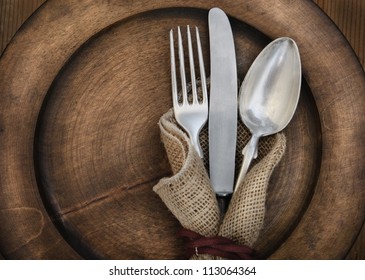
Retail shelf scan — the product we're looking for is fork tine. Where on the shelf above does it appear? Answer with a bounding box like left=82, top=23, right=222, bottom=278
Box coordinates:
left=195, top=26, right=208, bottom=104
left=187, top=26, right=198, bottom=104
left=170, top=29, right=179, bottom=108
left=178, top=26, right=188, bottom=105
left=170, top=26, right=208, bottom=159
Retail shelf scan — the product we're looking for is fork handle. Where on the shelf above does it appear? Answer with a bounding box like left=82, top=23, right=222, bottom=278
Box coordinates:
left=189, top=132, right=204, bottom=158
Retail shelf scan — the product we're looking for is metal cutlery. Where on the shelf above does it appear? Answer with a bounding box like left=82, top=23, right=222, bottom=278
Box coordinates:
left=235, top=37, right=301, bottom=191
left=169, top=12, right=301, bottom=214
left=170, top=26, right=208, bottom=158
left=208, top=7, right=238, bottom=213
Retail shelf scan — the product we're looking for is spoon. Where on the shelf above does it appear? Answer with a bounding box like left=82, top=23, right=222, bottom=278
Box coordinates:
left=234, top=37, right=301, bottom=191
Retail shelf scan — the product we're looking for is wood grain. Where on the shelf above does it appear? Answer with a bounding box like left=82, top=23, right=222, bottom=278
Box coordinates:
left=0, top=0, right=46, bottom=52
left=314, top=0, right=365, bottom=69
left=313, top=0, right=365, bottom=260
left=2, top=1, right=363, bottom=66
left=0, top=0, right=364, bottom=259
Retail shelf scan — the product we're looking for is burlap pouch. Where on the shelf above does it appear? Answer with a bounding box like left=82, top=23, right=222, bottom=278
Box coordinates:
left=153, top=108, right=286, bottom=259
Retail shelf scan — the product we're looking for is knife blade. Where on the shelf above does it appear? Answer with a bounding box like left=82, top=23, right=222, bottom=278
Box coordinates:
left=208, top=8, right=237, bottom=209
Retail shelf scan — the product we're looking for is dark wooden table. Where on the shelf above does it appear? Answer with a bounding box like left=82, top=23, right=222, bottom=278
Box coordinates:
left=0, top=0, right=364, bottom=259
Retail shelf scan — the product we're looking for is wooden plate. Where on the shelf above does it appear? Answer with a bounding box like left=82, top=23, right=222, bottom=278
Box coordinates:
left=0, top=0, right=364, bottom=259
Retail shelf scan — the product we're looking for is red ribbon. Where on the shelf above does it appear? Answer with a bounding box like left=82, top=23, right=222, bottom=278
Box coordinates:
left=178, top=228, right=256, bottom=260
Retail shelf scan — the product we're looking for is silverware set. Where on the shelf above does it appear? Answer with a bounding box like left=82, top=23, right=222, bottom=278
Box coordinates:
left=170, top=7, right=301, bottom=212
left=170, top=26, right=208, bottom=159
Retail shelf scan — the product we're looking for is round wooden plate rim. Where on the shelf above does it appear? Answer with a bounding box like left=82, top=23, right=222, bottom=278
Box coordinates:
left=0, top=0, right=364, bottom=259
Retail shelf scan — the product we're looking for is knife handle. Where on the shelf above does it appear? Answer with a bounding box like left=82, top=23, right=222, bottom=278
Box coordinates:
left=217, top=194, right=232, bottom=216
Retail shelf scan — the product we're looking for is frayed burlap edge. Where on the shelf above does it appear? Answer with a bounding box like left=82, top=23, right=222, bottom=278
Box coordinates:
left=219, top=133, right=286, bottom=247
left=153, top=109, right=220, bottom=238
left=153, top=109, right=286, bottom=259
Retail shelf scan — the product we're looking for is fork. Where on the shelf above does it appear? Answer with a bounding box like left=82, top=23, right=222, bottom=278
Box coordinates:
left=170, top=26, right=208, bottom=158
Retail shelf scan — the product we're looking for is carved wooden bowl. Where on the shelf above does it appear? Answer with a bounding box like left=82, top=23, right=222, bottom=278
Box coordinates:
left=0, top=0, right=364, bottom=259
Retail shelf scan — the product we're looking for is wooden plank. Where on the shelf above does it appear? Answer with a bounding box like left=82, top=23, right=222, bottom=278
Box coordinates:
left=314, top=0, right=365, bottom=69
left=0, top=0, right=46, bottom=52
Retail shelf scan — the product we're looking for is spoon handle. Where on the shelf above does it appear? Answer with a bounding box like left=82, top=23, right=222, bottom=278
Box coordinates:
left=234, top=135, right=259, bottom=192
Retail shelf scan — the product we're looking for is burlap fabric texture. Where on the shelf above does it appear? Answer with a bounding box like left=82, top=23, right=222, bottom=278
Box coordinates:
left=153, top=109, right=286, bottom=259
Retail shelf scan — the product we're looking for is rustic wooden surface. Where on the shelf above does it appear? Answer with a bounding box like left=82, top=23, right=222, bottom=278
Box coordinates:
left=0, top=0, right=364, bottom=259
left=311, top=0, right=365, bottom=260
left=0, top=0, right=45, bottom=52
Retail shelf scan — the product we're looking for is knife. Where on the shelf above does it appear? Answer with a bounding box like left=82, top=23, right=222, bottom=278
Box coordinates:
left=208, top=8, right=237, bottom=213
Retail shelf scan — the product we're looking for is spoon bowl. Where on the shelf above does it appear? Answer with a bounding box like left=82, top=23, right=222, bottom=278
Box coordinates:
left=235, top=37, right=301, bottom=191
